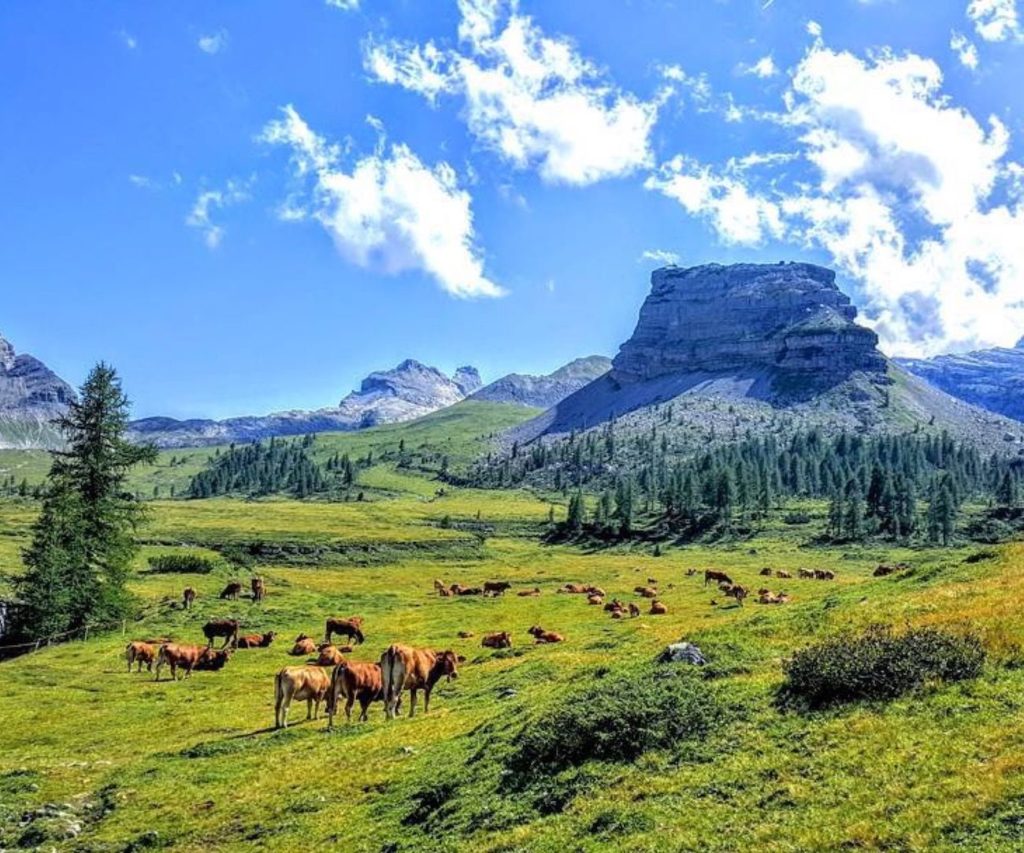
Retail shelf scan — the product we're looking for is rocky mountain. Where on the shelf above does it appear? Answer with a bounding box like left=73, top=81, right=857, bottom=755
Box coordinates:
left=127, top=360, right=483, bottom=448
left=894, top=338, right=1024, bottom=422
left=0, top=333, right=75, bottom=449
left=471, top=356, right=612, bottom=409
left=512, top=263, right=1024, bottom=453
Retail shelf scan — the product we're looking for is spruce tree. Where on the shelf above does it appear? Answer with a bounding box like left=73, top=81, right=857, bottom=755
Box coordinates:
left=14, top=364, right=156, bottom=639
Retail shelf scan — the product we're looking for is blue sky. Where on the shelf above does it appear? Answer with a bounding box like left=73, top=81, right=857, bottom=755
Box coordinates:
left=2, top=0, right=1023, bottom=419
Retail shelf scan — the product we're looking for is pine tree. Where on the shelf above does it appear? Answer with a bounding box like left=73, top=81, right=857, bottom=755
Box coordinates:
left=13, top=364, right=156, bottom=639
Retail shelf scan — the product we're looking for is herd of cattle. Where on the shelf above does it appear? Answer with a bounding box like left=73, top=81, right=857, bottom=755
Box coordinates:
left=122, top=562, right=847, bottom=729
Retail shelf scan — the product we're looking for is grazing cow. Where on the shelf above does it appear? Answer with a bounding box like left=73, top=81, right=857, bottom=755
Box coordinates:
left=481, top=631, right=512, bottom=649
left=649, top=601, right=668, bottom=615
left=236, top=631, right=276, bottom=649
left=219, top=581, right=243, bottom=600
left=380, top=644, right=460, bottom=720
left=798, top=568, right=814, bottom=579
left=457, top=631, right=475, bottom=639
left=483, top=581, right=512, bottom=596
left=202, top=619, right=240, bottom=649
left=587, top=594, right=604, bottom=606
left=517, top=587, right=541, bottom=597
left=722, top=584, right=748, bottom=606
left=760, top=567, right=773, bottom=577
left=628, top=603, right=641, bottom=618
left=604, top=598, right=625, bottom=612
left=155, top=643, right=231, bottom=681
left=776, top=570, right=792, bottom=579
left=637, top=587, right=658, bottom=599
left=291, top=636, right=317, bottom=656
left=274, top=665, right=331, bottom=729
left=315, top=644, right=346, bottom=667
left=704, top=570, right=733, bottom=587
left=527, top=626, right=564, bottom=644
left=182, top=587, right=196, bottom=610
left=126, top=641, right=156, bottom=673
left=327, top=661, right=384, bottom=726
left=324, top=617, right=365, bottom=646
left=251, top=576, right=266, bottom=603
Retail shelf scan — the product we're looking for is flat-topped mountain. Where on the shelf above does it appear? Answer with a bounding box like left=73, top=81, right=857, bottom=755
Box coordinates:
left=471, top=356, right=611, bottom=409
left=128, top=359, right=483, bottom=448
left=0, top=332, right=75, bottom=449
left=513, top=263, right=1023, bottom=452
left=895, top=337, right=1024, bottom=422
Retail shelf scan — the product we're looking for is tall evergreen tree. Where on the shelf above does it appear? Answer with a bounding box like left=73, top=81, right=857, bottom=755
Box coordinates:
left=13, top=364, right=156, bottom=639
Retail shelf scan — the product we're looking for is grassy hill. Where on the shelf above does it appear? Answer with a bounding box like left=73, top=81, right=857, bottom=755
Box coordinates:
left=2, top=482, right=1024, bottom=850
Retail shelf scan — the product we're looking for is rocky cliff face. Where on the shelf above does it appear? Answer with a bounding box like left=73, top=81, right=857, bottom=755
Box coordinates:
left=612, top=263, right=886, bottom=387
left=0, top=332, right=75, bottom=449
left=894, top=338, right=1024, bottom=422
left=128, top=359, right=483, bottom=448
left=472, top=356, right=612, bottom=409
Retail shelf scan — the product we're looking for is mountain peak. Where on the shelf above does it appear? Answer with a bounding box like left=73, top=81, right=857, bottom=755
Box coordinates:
left=1016, top=335, right=1024, bottom=350
left=0, top=334, right=14, bottom=372
left=0, top=331, right=76, bottom=449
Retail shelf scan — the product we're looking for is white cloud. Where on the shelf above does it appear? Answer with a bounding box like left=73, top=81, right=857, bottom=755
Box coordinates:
left=967, top=0, right=1022, bottom=42
left=186, top=179, right=251, bottom=249
left=325, top=0, right=359, bottom=9
left=365, top=0, right=658, bottom=186
left=950, top=30, right=980, bottom=68
left=198, top=30, right=228, bottom=55
left=129, top=174, right=156, bottom=189
left=741, top=55, right=777, bottom=78
left=640, top=249, right=681, bottom=265
left=650, top=36, right=1024, bottom=357
left=118, top=30, right=137, bottom=50
left=261, top=106, right=503, bottom=299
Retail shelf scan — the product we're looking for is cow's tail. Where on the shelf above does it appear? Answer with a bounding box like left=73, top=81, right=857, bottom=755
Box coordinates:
left=274, top=669, right=285, bottom=728
left=381, top=646, right=399, bottom=720
left=154, top=644, right=167, bottom=681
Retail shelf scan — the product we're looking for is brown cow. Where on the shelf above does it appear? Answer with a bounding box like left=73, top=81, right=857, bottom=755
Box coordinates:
left=481, top=631, right=512, bottom=649
left=798, top=568, right=814, bottom=579
left=776, top=570, right=792, bottom=579
left=274, top=665, right=331, bottom=729
left=704, top=570, right=733, bottom=587
left=628, top=603, right=641, bottom=618
left=456, top=586, right=483, bottom=596
left=182, top=587, right=196, bottom=610
left=236, top=631, right=276, bottom=649
left=291, top=636, right=317, bottom=656
left=610, top=610, right=624, bottom=619
left=647, top=578, right=658, bottom=585
left=759, top=567, right=773, bottom=577
left=433, top=578, right=447, bottom=593
left=587, top=594, right=604, bottom=605
left=125, top=641, right=156, bottom=673
left=603, top=598, right=625, bottom=612
left=637, top=587, right=658, bottom=599
left=380, top=644, right=460, bottom=719
left=327, top=661, right=384, bottom=726
left=649, top=601, right=668, bottom=615
left=219, top=581, right=243, bottom=600
left=202, top=619, right=239, bottom=649
left=315, top=644, right=346, bottom=667
left=457, top=631, right=475, bottom=638
left=528, top=625, right=564, bottom=644
left=251, top=576, right=266, bottom=603
left=721, top=584, right=748, bottom=606
left=586, top=586, right=606, bottom=598
left=814, top=569, right=836, bottom=581
left=483, top=581, right=512, bottom=596
left=324, top=617, right=365, bottom=645
left=517, top=587, right=541, bottom=597
left=155, top=643, right=231, bottom=681
left=438, top=585, right=453, bottom=598
left=558, top=583, right=589, bottom=594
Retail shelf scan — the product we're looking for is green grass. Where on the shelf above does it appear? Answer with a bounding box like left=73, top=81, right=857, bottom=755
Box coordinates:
left=2, top=485, right=1024, bottom=850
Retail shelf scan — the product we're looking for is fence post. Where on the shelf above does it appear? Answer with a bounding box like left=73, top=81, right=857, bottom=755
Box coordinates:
left=122, top=620, right=126, bottom=636
left=83, top=625, right=89, bottom=642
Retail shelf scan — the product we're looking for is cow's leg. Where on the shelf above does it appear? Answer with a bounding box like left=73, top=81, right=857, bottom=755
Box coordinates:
left=409, top=688, right=418, bottom=718
left=306, top=697, right=313, bottom=720
left=358, top=696, right=370, bottom=722
left=423, top=688, right=431, bottom=715
left=346, top=694, right=355, bottom=723
left=280, top=696, right=290, bottom=729
left=184, top=661, right=194, bottom=679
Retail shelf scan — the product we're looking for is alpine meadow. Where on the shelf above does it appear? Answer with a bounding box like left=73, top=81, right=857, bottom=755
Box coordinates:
left=4, top=2, right=1024, bottom=852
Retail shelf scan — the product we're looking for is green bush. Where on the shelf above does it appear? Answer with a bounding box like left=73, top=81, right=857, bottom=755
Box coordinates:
left=147, top=553, right=220, bottom=574
left=780, top=625, right=985, bottom=709
left=504, top=669, right=719, bottom=781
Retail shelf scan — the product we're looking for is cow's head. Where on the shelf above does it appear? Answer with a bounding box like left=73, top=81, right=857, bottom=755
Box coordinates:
left=527, top=625, right=543, bottom=637
left=353, top=627, right=365, bottom=645
left=262, top=631, right=276, bottom=645
left=438, top=650, right=459, bottom=681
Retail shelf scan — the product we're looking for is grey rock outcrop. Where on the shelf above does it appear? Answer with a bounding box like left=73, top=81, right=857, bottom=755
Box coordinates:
left=0, top=332, right=75, bottom=448
left=895, top=337, right=1024, bottom=422
left=613, top=263, right=886, bottom=386
left=472, top=356, right=612, bottom=409
left=128, top=359, right=483, bottom=448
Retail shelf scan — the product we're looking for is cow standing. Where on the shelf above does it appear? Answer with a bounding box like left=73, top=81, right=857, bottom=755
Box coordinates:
left=324, top=617, right=364, bottom=645
left=704, top=570, right=733, bottom=587
left=219, top=581, right=243, bottom=600
left=182, top=587, right=196, bottom=610
left=274, top=665, right=331, bottom=729
left=126, top=641, right=156, bottom=673
left=202, top=619, right=240, bottom=649
left=155, top=643, right=231, bottom=681
left=327, top=662, right=384, bottom=726
left=251, top=576, right=266, bottom=603
left=380, top=644, right=460, bottom=720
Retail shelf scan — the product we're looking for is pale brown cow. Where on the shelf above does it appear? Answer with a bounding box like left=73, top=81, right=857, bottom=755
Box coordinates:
left=649, top=601, right=668, bottom=615
left=380, top=644, right=460, bottom=720
left=721, top=584, right=749, bottom=606
left=126, top=641, right=156, bottom=673
left=628, top=603, right=641, bottom=618
left=274, top=665, right=331, bottom=729
left=637, top=587, right=658, bottom=599
left=155, top=643, right=231, bottom=681
left=558, top=583, right=589, bottom=594
left=324, top=617, right=365, bottom=645
left=315, top=644, right=346, bottom=667
left=251, top=576, right=266, bottom=603
left=776, top=570, right=792, bottom=579
left=528, top=625, right=564, bottom=644
left=235, top=631, right=276, bottom=649
left=517, top=587, right=541, bottom=597
left=327, top=661, right=384, bottom=726
left=291, top=636, right=317, bottom=656
left=481, top=631, right=512, bottom=649
left=182, top=587, right=196, bottom=610
left=587, top=594, right=604, bottom=606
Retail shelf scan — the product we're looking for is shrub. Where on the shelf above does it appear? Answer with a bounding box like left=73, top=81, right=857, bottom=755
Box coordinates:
left=782, top=511, right=811, bottom=525
left=780, top=625, right=985, bottom=709
left=504, top=669, right=719, bottom=782
left=147, top=553, right=220, bottom=574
